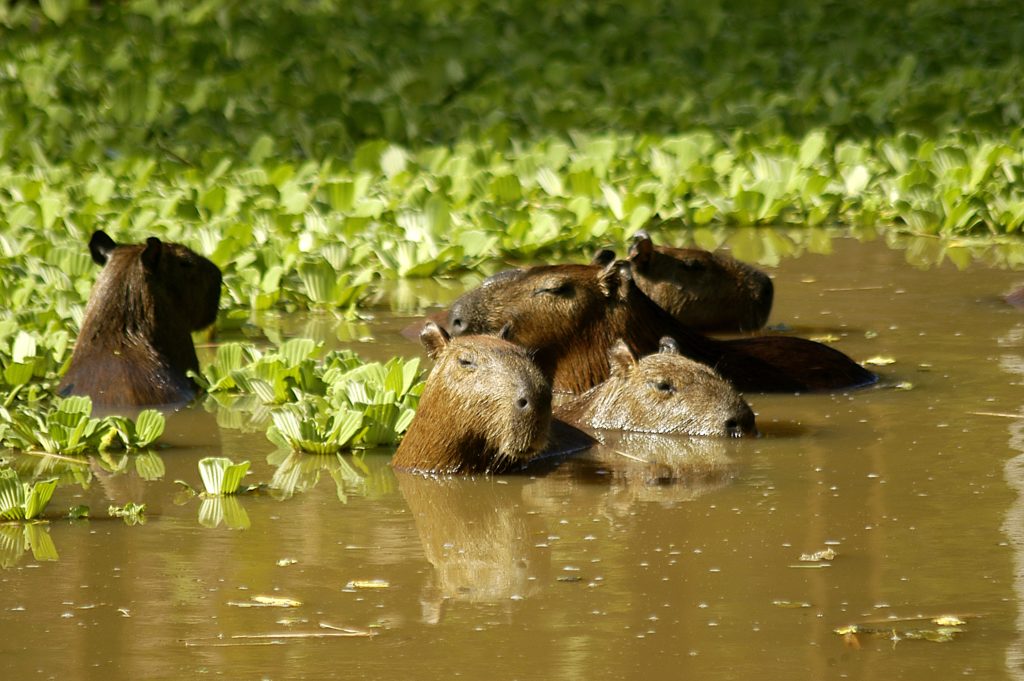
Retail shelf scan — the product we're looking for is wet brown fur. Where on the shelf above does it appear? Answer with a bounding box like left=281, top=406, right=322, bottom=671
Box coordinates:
left=392, top=323, right=553, bottom=474
left=556, top=338, right=757, bottom=437
left=58, top=230, right=222, bottom=407
left=601, top=230, right=773, bottom=332
left=448, top=260, right=876, bottom=394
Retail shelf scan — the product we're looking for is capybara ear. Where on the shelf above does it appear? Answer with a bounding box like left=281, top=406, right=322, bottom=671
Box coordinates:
left=141, top=236, right=163, bottom=271
left=597, top=258, right=623, bottom=298
left=420, top=321, right=452, bottom=360
left=658, top=336, right=681, bottom=355
left=628, top=230, right=654, bottom=271
left=498, top=322, right=513, bottom=341
left=608, top=339, right=637, bottom=378
left=89, top=230, right=118, bottom=266
left=591, top=248, right=616, bottom=267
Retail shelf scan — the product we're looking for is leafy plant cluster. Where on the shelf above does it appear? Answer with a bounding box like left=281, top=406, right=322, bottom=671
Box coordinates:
left=0, top=395, right=165, bottom=456
left=196, top=339, right=424, bottom=454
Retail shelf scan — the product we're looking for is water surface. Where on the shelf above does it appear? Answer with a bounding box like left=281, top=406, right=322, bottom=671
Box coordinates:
left=3, top=234, right=1024, bottom=680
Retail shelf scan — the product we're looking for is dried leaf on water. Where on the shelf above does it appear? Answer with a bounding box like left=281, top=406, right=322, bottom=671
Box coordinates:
left=228, top=595, right=302, bottom=608
left=345, top=579, right=390, bottom=590
left=800, top=548, right=837, bottom=562
left=863, top=356, right=896, bottom=366
left=809, top=334, right=841, bottom=343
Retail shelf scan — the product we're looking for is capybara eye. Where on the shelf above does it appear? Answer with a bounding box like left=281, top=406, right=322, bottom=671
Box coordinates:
left=535, top=282, right=571, bottom=296
left=457, top=356, right=476, bottom=369
left=651, top=380, right=674, bottom=394
left=680, top=259, right=705, bottom=271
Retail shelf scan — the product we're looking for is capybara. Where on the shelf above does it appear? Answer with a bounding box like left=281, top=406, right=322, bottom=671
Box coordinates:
left=596, top=231, right=773, bottom=332
left=556, top=337, right=757, bottom=437
left=391, top=322, right=553, bottom=474
left=58, top=230, right=222, bottom=407
left=447, top=259, right=876, bottom=394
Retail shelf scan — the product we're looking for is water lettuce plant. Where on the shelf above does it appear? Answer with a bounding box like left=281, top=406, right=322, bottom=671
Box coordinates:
left=198, top=457, right=251, bottom=496
left=0, top=396, right=167, bottom=455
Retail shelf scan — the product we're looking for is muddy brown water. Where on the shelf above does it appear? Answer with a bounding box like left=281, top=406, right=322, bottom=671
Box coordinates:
left=4, top=234, right=1024, bottom=680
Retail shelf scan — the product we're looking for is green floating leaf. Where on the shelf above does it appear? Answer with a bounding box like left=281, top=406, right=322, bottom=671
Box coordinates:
left=108, top=502, right=146, bottom=525
left=23, top=478, right=57, bottom=520
left=198, top=457, right=251, bottom=495
left=133, top=410, right=166, bottom=448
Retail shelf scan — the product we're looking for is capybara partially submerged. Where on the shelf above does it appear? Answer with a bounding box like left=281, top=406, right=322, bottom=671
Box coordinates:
left=58, top=230, right=222, bottom=407
left=447, top=259, right=876, bottom=394
left=556, top=338, right=757, bottom=437
left=594, top=231, right=773, bottom=332
left=392, top=322, right=553, bottom=474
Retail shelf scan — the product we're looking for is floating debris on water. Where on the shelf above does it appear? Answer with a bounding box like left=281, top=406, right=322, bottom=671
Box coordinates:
left=345, top=579, right=390, bottom=590
left=800, top=548, right=837, bottom=562
left=228, top=595, right=302, bottom=608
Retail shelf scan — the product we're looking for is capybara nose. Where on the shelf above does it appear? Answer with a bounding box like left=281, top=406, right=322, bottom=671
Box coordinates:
left=448, top=304, right=467, bottom=335
left=726, top=405, right=758, bottom=438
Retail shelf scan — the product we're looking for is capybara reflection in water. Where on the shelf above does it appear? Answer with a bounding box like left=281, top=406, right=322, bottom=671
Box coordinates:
left=447, top=259, right=876, bottom=394
left=556, top=337, right=757, bottom=437
left=592, top=231, right=773, bottom=332
left=58, top=230, right=222, bottom=407
left=391, top=322, right=553, bottom=474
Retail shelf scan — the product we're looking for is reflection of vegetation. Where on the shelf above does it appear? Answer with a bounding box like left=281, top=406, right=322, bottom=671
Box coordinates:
left=0, top=523, right=58, bottom=568
left=268, top=450, right=393, bottom=503
left=0, top=469, right=57, bottom=521
left=198, top=496, right=251, bottom=531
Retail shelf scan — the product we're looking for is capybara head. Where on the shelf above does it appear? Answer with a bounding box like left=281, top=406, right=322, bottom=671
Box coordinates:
left=622, top=231, right=774, bottom=332
left=58, top=230, right=222, bottom=407
left=557, top=338, right=757, bottom=437
left=447, top=261, right=639, bottom=392
left=391, top=322, right=553, bottom=474
left=87, top=230, right=222, bottom=332
left=446, top=257, right=875, bottom=394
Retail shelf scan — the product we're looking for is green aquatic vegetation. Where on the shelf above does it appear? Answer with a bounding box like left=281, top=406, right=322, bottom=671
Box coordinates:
left=198, top=457, right=251, bottom=496
left=1, top=396, right=108, bottom=456
left=267, top=404, right=365, bottom=456
left=0, top=396, right=167, bottom=455
left=107, top=502, right=146, bottom=525
left=197, top=343, right=425, bottom=450
left=0, top=469, right=58, bottom=521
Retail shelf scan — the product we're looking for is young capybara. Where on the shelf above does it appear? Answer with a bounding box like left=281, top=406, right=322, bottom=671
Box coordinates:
left=555, top=337, right=757, bottom=437
left=58, top=230, right=222, bottom=407
left=446, top=259, right=876, bottom=394
left=391, top=322, right=553, bottom=474
left=594, top=230, right=773, bottom=332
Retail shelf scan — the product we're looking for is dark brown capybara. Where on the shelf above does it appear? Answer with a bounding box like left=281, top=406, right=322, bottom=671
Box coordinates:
left=555, top=337, right=757, bottom=437
left=447, top=259, right=876, bottom=394
left=593, top=230, right=774, bottom=332
left=58, top=230, right=222, bottom=407
left=391, top=322, right=553, bottom=474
